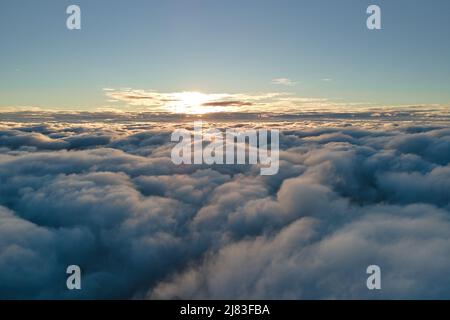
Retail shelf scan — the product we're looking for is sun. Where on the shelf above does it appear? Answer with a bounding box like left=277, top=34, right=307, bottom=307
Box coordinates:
left=168, top=91, right=227, bottom=114
left=179, top=92, right=209, bottom=107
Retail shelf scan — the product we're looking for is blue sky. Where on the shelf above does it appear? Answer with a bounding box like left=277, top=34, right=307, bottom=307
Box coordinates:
left=1, top=0, right=450, bottom=111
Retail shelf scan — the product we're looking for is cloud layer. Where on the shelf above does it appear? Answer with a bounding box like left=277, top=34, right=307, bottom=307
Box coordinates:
left=1, top=115, right=450, bottom=299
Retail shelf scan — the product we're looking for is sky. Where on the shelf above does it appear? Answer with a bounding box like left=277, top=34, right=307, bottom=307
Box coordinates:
left=1, top=0, right=450, bottom=112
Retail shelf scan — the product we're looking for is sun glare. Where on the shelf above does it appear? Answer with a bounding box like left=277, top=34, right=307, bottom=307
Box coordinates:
left=168, top=91, right=226, bottom=114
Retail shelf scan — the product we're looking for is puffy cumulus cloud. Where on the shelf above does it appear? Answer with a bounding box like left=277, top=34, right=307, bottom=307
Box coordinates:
left=151, top=205, right=450, bottom=299
left=0, top=116, right=450, bottom=299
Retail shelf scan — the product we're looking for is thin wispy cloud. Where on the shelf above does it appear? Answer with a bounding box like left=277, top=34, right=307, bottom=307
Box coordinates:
left=271, top=78, right=298, bottom=86
left=103, top=89, right=300, bottom=113
left=102, top=88, right=379, bottom=114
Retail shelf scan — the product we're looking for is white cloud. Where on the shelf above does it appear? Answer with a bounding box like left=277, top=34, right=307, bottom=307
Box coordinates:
left=1, top=115, right=450, bottom=299
left=271, top=78, right=298, bottom=86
